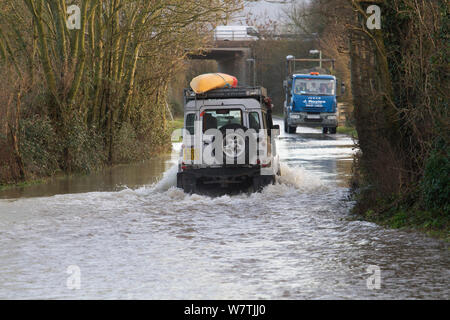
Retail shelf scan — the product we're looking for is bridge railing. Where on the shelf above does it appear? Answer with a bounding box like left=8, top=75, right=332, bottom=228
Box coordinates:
left=213, top=30, right=259, bottom=41
left=212, top=31, right=318, bottom=42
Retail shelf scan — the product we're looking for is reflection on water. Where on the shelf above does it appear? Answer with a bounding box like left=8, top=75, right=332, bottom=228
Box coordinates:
left=277, top=127, right=356, bottom=188
left=0, top=121, right=448, bottom=300
left=0, top=155, right=173, bottom=200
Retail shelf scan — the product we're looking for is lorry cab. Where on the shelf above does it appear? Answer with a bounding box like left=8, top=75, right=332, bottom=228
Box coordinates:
left=283, top=56, right=345, bottom=134
left=284, top=72, right=339, bottom=134
left=291, top=74, right=337, bottom=114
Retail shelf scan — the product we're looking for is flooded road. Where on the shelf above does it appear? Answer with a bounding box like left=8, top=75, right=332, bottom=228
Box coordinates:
left=0, top=121, right=448, bottom=299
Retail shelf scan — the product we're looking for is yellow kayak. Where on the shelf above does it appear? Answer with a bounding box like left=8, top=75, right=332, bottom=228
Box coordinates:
left=190, top=73, right=238, bottom=94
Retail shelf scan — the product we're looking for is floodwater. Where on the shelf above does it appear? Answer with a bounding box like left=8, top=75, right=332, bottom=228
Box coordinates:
left=0, top=121, right=448, bottom=299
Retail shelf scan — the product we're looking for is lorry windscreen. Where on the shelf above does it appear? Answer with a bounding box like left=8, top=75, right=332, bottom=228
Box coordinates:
left=294, top=78, right=335, bottom=96
left=202, top=109, right=242, bottom=132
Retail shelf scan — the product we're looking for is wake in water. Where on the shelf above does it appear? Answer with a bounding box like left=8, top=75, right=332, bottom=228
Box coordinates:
left=275, top=163, right=324, bottom=192
left=151, top=162, right=326, bottom=197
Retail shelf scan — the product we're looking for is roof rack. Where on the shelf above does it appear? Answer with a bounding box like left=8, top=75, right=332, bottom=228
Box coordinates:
left=184, top=87, right=267, bottom=104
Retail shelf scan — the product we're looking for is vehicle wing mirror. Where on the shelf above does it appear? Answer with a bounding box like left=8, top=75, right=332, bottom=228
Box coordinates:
left=341, top=83, right=346, bottom=95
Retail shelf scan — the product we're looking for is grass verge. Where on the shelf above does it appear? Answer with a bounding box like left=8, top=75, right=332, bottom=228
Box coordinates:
left=0, top=178, right=47, bottom=192
left=337, top=126, right=358, bottom=138
left=168, top=117, right=184, bottom=132
left=168, top=117, right=184, bottom=143
left=359, top=206, right=449, bottom=241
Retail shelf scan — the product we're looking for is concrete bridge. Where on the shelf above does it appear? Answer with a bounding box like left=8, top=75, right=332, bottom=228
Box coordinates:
left=187, top=33, right=317, bottom=86
left=188, top=40, right=256, bottom=86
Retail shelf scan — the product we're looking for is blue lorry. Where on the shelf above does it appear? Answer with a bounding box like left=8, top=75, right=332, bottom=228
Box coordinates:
left=283, top=55, right=345, bottom=134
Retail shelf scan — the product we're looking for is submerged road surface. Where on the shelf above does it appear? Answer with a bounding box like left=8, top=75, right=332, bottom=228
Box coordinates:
left=0, top=121, right=448, bottom=299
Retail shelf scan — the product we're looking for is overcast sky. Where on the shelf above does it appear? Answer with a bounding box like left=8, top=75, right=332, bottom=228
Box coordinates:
left=232, top=0, right=307, bottom=25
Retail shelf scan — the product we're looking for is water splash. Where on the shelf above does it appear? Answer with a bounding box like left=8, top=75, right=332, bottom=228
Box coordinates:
left=154, top=164, right=178, bottom=192
left=150, top=162, right=326, bottom=198
left=276, top=163, right=325, bottom=192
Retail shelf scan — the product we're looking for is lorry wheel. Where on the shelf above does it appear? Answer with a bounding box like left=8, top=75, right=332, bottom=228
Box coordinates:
left=288, top=125, right=296, bottom=134
left=329, top=127, right=337, bottom=134
left=322, top=127, right=329, bottom=134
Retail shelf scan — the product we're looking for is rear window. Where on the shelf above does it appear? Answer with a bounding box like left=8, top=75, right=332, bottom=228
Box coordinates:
left=202, top=109, right=242, bottom=132
left=248, top=112, right=261, bottom=131
left=185, top=113, right=196, bottom=135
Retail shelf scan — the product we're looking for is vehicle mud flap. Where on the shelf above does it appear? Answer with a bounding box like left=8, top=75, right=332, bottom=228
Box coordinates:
left=245, top=136, right=251, bottom=165
left=180, top=172, right=197, bottom=194
left=252, top=175, right=275, bottom=192
left=176, top=172, right=183, bottom=188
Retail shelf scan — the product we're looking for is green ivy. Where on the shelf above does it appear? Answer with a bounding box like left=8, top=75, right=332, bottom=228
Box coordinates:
left=421, top=139, right=450, bottom=214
